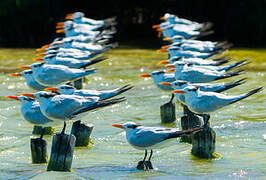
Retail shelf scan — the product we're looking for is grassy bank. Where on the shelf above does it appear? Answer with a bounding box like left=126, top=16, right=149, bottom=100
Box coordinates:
left=0, top=47, right=265, bottom=73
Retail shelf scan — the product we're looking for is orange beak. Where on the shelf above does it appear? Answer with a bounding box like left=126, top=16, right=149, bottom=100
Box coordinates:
left=156, top=28, right=165, bottom=32
left=172, top=90, right=185, bottom=94
left=65, top=13, right=74, bottom=20
left=156, top=49, right=167, bottom=53
left=165, top=68, right=175, bottom=73
left=110, top=124, right=124, bottom=129
left=163, top=37, right=173, bottom=41
left=165, top=64, right=175, bottom=68
left=159, top=82, right=172, bottom=87
left=32, top=57, right=44, bottom=61
left=56, top=25, right=64, bottom=29
left=18, top=65, right=31, bottom=69
left=41, top=44, right=51, bottom=49
left=160, top=16, right=166, bottom=21
left=5, top=96, right=20, bottom=101
left=56, top=29, right=65, bottom=34
left=157, top=60, right=169, bottom=65
left=19, top=93, right=35, bottom=98
left=161, top=45, right=170, bottom=49
left=152, top=24, right=160, bottom=29
left=139, top=73, right=151, bottom=77
left=44, top=87, right=58, bottom=91
left=53, top=41, right=64, bottom=45
left=36, top=52, right=46, bottom=57
left=57, top=22, right=64, bottom=26
left=158, top=31, right=162, bottom=38
left=10, top=72, right=22, bottom=76
left=36, top=48, right=46, bottom=52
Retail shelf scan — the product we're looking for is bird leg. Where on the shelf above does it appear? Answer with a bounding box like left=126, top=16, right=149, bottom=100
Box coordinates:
left=145, top=150, right=154, bottom=169
left=39, top=127, right=45, bottom=139
left=137, top=150, right=149, bottom=170
left=168, top=93, right=175, bottom=103
left=61, top=121, right=66, bottom=135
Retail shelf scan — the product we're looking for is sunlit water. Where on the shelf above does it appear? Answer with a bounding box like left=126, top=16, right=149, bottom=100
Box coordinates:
left=0, top=53, right=265, bottom=179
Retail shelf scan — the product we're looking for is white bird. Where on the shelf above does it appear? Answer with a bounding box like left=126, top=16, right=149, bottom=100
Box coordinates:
left=172, top=86, right=263, bottom=114
left=158, top=56, right=230, bottom=66
left=10, top=70, right=49, bottom=91
left=160, top=13, right=203, bottom=27
left=21, top=91, right=126, bottom=134
left=18, top=63, right=97, bottom=86
left=139, top=70, right=175, bottom=91
left=5, top=95, right=60, bottom=138
left=44, top=84, right=133, bottom=101
left=111, top=121, right=207, bottom=170
left=165, top=62, right=244, bottom=83
left=34, top=55, right=107, bottom=69
left=159, top=78, right=246, bottom=104
left=158, top=46, right=219, bottom=59
left=166, top=59, right=249, bottom=73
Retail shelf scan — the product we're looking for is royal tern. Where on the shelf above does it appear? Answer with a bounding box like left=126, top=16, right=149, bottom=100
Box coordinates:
left=5, top=95, right=59, bottom=138
left=45, top=84, right=133, bottom=100
left=139, top=70, right=175, bottom=91
left=21, top=91, right=126, bottom=134
left=18, top=63, right=97, bottom=86
left=111, top=121, right=207, bottom=170
left=34, top=55, right=107, bottom=69
left=10, top=70, right=49, bottom=91
left=172, top=86, right=263, bottom=114
left=159, top=79, right=246, bottom=104
left=158, top=56, right=230, bottom=66
left=165, top=62, right=244, bottom=83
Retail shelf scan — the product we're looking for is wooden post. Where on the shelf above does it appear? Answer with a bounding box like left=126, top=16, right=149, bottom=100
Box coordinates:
left=47, top=133, right=76, bottom=171
left=71, top=120, right=94, bottom=147
left=30, top=138, right=48, bottom=164
left=73, top=78, right=83, bottom=90
left=180, top=105, right=202, bottom=143
left=160, top=95, right=176, bottom=124
left=191, top=126, right=216, bottom=158
left=32, top=126, right=55, bottom=136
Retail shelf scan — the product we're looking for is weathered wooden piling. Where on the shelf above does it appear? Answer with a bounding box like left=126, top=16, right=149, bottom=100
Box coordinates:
left=32, top=126, right=55, bottom=135
left=180, top=105, right=202, bottom=143
left=47, top=133, right=76, bottom=171
left=191, top=126, right=216, bottom=158
left=30, top=138, right=48, bottom=164
left=73, top=78, right=83, bottom=90
left=160, top=94, right=176, bottom=124
left=71, top=120, right=94, bottom=147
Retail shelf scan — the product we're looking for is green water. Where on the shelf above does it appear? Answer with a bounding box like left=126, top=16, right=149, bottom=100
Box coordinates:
left=0, top=49, right=265, bottom=179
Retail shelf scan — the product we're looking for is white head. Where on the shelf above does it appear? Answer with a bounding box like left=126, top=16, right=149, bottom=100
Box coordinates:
left=111, top=122, right=142, bottom=132
left=20, top=91, right=57, bottom=103
left=64, top=21, right=74, bottom=30
left=44, top=85, right=75, bottom=95
left=172, top=85, right=199, bottom=97
left=30, top=62, right=45, bottom=70
left=171, top=80, right=189, bottom=89
left=73, top=12, right=85, bottom=19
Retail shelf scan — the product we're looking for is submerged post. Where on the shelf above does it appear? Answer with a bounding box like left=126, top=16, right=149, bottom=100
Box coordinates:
left=71, top=120, right=94, bottom=147
left=47, top=133, right=76, bottom=171
left=73, top=78, right=83, bottom=90
left=32, top=126, right=55, bottom=136
left=30, top=138, right=48, bottom=164
left=160, top=94, right=176, bottom=124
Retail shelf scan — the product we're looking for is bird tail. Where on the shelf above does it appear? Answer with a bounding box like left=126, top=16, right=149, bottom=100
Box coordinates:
left=80, top=56, right=107, bottom=68
left=215, top=42, right=233, bottom=51
left=215, top=78, right=247, bottom=93
left=216, top=41, right=230, bottom=48
left=112, top=84, right=134, bottom=97
left=165, top=118, right=209, bottom=140
left=229, top=87, right=263, bottom=105
left=214, top=59, right=230, bottom=66
left=197, top=30, right=215, bottom=39
left=84, top=68, right=98, bottom=76
left=104, top=17, right=117, bottom=26
left=213, top=55, right=229, bottom=61
left=199, top=22, right=213, bottom=32
left=221, top=58, right=251, bottom=71
left=72, top=97, right=126, bottom=115
left=215, top=70, right=245, bottom=81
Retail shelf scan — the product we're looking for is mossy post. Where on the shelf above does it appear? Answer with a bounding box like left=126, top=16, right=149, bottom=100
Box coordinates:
left=71, top=120, right=94, bottom=147
left=47, top=133, right=76, bottom=171
left=30, top=138, right=48, bottom=164
left=191, top=114, right=216, bottom=158
left=180, top=105, right=202, bottom=143
left=32, top=126, right=55, bottom=136
left=73, top=78, right=83, bottom=90
left=160, top=94, right=176, bottom=124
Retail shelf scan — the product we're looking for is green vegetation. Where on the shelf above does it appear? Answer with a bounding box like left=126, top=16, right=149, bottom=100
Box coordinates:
left=0, top=47, right=265, bottom=73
